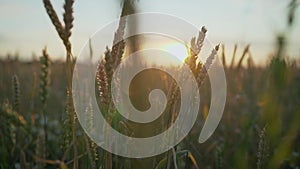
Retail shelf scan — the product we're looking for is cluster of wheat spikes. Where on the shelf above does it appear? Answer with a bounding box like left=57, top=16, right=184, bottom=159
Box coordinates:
left=158, top=26, right=219, bottom=169
left=42, top=0, right=222, bottom=167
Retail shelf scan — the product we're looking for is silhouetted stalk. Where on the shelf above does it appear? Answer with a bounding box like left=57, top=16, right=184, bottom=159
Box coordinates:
left=221, top=44, right=226, bottom=68
left=237, top=45, right=250, bottom=70
left=230, top=44, right=237, bottom=68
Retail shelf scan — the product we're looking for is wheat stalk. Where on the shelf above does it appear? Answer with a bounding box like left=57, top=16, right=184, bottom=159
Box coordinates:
left=36, top=129, right=46, bottom=169
left=63, top=0, right=74, bottom=46
left=60, top=90, right=72, bottom=156
left=39, top=47, right=51, bottom=152
left=230, top=44, right=237, bottom=68
left=12, top=74, right=20, bottom=112
left=42, top=1, right=77, bottom=167
left=256, top=126, right=269, bottom=169
left=237, top=45, right=250, bottom=70
left=186, top=26, right=207, bottom=74
left=39, top=48, right=51, bottom=107
left=196, top=44, right=220, bottom=85
left=221, top=44, right=227, bottom=68
left=43, top=0, right=65, bottom=45
left=96, top=63, right=109, bottom=107
left=215, top=146, right=223, bottom=169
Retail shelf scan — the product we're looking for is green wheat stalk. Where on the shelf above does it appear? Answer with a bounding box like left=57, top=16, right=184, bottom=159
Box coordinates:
left=256, top=126, right=269, bottom=169
left=12, top=74, right=20, bottom=113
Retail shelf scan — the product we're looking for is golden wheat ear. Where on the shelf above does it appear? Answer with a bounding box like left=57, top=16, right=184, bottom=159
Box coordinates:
left=96, top=63, right=109, bottom=107
left=43, top=0, right=65, bottom=43
left=186, top=26, right=207, bottom=74
left=196, top=44, right=220, bottom=85
left=63, top=0, right=74, bottom=41
left=43, top=0, right=74, bottom=54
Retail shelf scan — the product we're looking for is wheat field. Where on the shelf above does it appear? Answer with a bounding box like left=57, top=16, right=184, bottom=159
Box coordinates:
left=0, top=0, right=300, bottom=169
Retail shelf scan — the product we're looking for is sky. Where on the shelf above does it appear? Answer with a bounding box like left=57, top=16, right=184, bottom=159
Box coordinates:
left=0, top=0, right=299, bottom=64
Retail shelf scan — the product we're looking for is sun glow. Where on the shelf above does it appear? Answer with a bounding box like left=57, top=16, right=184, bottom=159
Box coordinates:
left=141, top=42, right=188, bottom=66
left=140, top=35, right=189, bottom=66
left=163, top=42, right=188, bottom=62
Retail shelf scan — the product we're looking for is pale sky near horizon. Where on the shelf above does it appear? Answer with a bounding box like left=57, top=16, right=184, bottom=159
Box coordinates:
left=0, top=0, right=299, bottom=64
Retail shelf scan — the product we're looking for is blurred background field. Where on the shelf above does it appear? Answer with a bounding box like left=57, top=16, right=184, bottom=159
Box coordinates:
left=0, top=0, right=300, bottom=169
